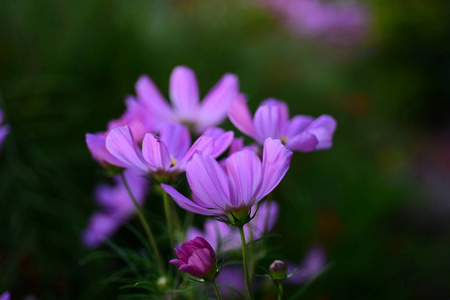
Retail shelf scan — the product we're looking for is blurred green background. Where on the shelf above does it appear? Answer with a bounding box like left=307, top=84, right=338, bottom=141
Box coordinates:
left=1, top=0, right=450, bottom=299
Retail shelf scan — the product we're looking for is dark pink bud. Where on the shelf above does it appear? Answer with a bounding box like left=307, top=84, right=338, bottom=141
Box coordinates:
left=270, top=260, right=287, bottom=280
left=170, top=237, right=218, bottom=281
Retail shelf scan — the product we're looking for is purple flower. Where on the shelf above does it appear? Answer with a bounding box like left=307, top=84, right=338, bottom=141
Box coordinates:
left=162, top=138, right=292, bottom=223
left=136, top=66, right=239, bottom=133
left=0, top=109, right=10, bottom=153
left=0, top=292, right=10, bottom=300
left=187, top=201, right=279, bottom=252
left=105, top=124, right=233, bottom=177
left=170, top=237, right=218, bottom=281
left=286, top=245, right=326, bottom=285
left=262, top=0, right=370, bottom=45
left=81, top=169, right=148, bottom=248
left=229, top=96, right=336, bottom=152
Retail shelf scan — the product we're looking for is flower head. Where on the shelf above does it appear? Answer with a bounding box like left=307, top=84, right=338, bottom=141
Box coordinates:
left=170, top=237, right=218, bottom=281
left=162, top=138, right=292, bottom=224
left=105, top=124, right=233, bottom=178
left=0, top=109, right=10, bottom=154
left=229, top=96, right=336, bottom=152
left=270, top=260, right=288, bottom=280
left=136, top=66, right=239, bottom=133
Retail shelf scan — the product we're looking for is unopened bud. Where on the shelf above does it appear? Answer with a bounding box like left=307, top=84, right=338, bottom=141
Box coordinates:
left=157, top=276, right=168, bottom=289
left=269, top=260, right=287, bottom=280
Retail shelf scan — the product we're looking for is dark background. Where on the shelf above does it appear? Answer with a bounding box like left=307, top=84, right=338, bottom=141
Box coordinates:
left=1, top=0, right=450, bottom=299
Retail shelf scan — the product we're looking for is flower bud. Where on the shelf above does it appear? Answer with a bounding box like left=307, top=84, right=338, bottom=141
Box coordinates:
left=269, top=260, right=287, bottom=280
left=170, top=237, right=218, bottom=281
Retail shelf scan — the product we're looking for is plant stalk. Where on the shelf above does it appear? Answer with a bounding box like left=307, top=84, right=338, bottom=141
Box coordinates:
left=211, top=280, right=224, bottom=300
left=120, top=172, right=165, bottom=274
left=239, top=225, right=254, bottom=300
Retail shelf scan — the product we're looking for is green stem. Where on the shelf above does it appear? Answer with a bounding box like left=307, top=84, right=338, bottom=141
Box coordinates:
left=163, top=190, right=176, bottom=251
left=211, top=280, right=224, bottom=300
left=239, top=226, right=254, bottom=300
left=276, top=280, right=283, bottom=300
left=120, top=172, right=165, bottom=274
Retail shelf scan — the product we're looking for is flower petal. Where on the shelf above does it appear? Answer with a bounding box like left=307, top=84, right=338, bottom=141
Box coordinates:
left=142, top=133, right=172, bottom=172
left=253, top=101, right=288, bottom=143
left=197, top=74, right=239, bottom=132
left=170, top=66, right=200, bottom=120
left=306, top=115, right=337, bottom=150
left=224, top=149, right=262, bottom=207
left=86, top=132, right=127, bottom=168
left=105, top=126, right=149, bottom=172
left=186, top=153, right=231, bottom=211
left=284, top=115, right=314, bottom=138
left=255, top=138, right=293, bottom=201
left=228, top=94, right=258, bottom=140
left=161, top=184, right=222, bottom=216
left=135, top=75, right=173, bottom=124
left=285, top=132, right=318, bottom=152
left=159, top=123, right=191, bottom=162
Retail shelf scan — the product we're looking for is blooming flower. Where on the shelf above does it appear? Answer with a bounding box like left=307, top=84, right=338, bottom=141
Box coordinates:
left=0, top=109, right=10, bottom=153
left=105, top=124, right=233, bottom=177
left=186, top=201, right=279, bottom=252
left=0, top=291, right=10, bottom=300
left=229, top=96, right=336, bottom=152
left=81, top=169, right=148, bottom=248
left=286, top=245, right=326, bottom=285
left=162, top=138, right=292, bottom=224
left=262, top=0, right=370, bottom=45
left=170, top=237, right=218, bottom=281
left=136, top=66, right=239, bottom=133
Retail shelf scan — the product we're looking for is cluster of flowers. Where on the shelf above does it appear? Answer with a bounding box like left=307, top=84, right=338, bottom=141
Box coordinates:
left=84, top=66, right=336, bottom=298
left=261, top=0, right=370, bottom=45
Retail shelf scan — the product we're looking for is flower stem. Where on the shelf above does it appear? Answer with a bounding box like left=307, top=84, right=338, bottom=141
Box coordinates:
left=211, top=280, right=224, bottom=300
left=163, top=190, right=175, bottom=251
left=276, top=280, right=284, bottom=300
left=120, top=172, right=165, bottom=274
left=239, top=225, right=254, bottom=300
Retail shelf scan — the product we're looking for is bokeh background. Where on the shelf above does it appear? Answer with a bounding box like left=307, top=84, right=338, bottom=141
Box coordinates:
left=1, top=0, right=450, bottom=299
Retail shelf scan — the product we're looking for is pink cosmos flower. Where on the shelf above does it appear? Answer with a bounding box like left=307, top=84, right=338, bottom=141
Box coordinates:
left=229, top=96, right=336, bottom=152
left=162, top=138, right=292, bottom=223
left=105, top=124, right=233, bottom=176
left=0, top=291, right=10, bottom=300
left=186, top=201, right=279, bottom=252
left=0, top=109, right=10, bottom=153
left=136, top=66, right=239, bottom=133
left=170, top=237, right=218, bottom=281
left=81, top=169, right=148, bottom=248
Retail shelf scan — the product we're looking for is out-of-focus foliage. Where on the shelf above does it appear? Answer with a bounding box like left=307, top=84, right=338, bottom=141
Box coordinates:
left=0, top=0, right=449, bottom=299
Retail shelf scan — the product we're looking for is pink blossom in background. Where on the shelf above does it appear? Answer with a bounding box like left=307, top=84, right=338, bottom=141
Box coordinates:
left=229, top=96, right=336, bottom=152
left=286, top=244, right=326, bottom=284
left=136, top=66, right=239, bottom=133
left=262, top=0, right=370, bottom=45
left=187, top=201, right=279, bottom=252
left=0, top=109, right=10, bottom=153
left=0, top=291, right=10, bottom=300
left=215, top=265, right=247, bottom=298
left=162, top=138, right=292, bottom=220
left=105, top=124, right=233, bottom=176
left=81, top=169, right=149, bottom=248
left=107, top=95, right=155, bottom=143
